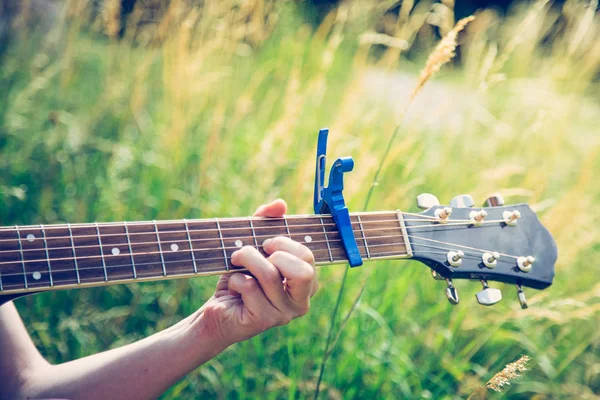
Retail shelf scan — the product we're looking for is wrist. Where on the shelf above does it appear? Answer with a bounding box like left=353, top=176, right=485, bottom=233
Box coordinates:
left=179, top=309, right=232, bottom=358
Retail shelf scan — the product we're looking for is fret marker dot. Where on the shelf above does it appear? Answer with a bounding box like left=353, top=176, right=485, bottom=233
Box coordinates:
left=304, top=235, right=313, bottom=243
left=235, top=240, right=243, bottom=248
left=171, top=243, right=179, bottom=251
left=32, top=271, right=41, bottom=280
left=27, top=234, right=35, bottom=242
left=111, top=247, right=120, bottom=256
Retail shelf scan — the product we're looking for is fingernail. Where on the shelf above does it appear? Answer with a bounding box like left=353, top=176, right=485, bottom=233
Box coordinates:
left=262, top=238, right=272, bottom=247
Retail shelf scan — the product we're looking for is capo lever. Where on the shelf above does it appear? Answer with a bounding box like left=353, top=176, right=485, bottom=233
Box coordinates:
left=314, top=128, right=363, bottom=267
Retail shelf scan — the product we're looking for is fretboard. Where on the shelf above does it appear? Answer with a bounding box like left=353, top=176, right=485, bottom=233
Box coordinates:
left=0, top=212, right=411, bottom=296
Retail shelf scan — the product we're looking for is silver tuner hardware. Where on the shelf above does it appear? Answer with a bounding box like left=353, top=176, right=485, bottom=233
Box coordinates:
left=450, top=194, right=475, bottom=208
left=517, top=255, right=535, bottom=272
left=431, top=270, right=445, bottom=280
left=503, top=210, right=521, bottom=226
left=445, top=278, right=459, bottom=305
left=417, top=193, right=440, bottom=210
left=447, top=250, right=464, bottom=267
left=516, top=284, right=528, bottom=309
left=482, top=251, right=500, bottom=269
left=484, top=194, right=505, bottom=207
left=469, top=209, right=488, bottom=226
left=434, top=207, right=452, bottom=223
left=476, top=280, right=503, bottom=306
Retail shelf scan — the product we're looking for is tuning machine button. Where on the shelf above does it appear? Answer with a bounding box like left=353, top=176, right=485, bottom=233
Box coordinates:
left=417, top=193, right=440, bottom=210
left=445, top=278, right=459, bottom=305
left=476, top=280, right=502, bottom=306
left=484, top=194, right=505, bottom=207
left=450, top=194, right=475, bottom=208
left=516, top=284, right=528, bottom=309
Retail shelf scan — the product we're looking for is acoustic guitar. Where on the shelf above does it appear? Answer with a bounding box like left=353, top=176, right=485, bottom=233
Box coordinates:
left=0, top=196, right=556, bottom=308
left=0, top=129, right=557, bottom=308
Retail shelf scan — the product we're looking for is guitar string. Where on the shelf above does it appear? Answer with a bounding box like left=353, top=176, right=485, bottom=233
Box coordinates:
left=0, top=225, right=406, bottom=255
left=0, top=223, right=526, bottom=281
left=406, top=235, right=520, bottom=259
left=0, top=215, right=516, bottom=264
left=0, top=218, right=509, bottom=256
left=0, top=233, right=408, bottom=267
left=0, top=228, right=525, bottom=286
left=0, top=241, right=408, bottom=281
left=0, top=212, right=443, bottom=232
left=0, top=249, right=456, bottom=290
left=0, top=217, right=512, bottom=247
left=0, top=216, right=450, bottom=243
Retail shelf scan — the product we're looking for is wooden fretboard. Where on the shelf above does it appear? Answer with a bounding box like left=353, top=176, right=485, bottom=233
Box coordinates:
left=0, top=212, right=412, bottom=296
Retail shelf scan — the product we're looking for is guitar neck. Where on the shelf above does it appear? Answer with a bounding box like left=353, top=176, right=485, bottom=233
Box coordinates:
left=0, top=212, right=412, bottom=296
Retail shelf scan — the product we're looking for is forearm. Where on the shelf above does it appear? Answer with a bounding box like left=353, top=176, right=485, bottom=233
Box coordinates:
left=19, top=309, right=228, bottom=400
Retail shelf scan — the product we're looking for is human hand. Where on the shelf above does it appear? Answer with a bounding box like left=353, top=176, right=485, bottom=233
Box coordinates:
left=197, top=199, right=318, bottom=346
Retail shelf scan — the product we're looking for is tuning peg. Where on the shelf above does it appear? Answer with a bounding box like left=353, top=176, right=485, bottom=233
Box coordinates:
left=475, top=280, right=502, bottom=306
left=450, top=194, right=475, bottom=208
left=417, top=193, right=440, bottom=210
left=516, top=284, right=528, bottom=309
left=484, top=194, right=505, bottom=207
left=445, top=278, right=459, bottom=305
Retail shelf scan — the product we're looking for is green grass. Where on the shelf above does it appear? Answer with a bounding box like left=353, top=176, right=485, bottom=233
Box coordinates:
left=1, top=1, right=599, bottom=398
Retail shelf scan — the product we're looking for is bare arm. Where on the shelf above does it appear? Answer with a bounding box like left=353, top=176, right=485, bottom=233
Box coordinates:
left=0, top=200, right=317, bottom=400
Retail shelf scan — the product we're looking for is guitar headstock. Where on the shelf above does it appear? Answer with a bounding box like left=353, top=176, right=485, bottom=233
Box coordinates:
left=406, top=194, right=557, bottom=308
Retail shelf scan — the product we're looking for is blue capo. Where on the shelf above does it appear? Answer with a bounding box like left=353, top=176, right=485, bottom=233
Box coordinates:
left=313, top=128, right=363, bottom=267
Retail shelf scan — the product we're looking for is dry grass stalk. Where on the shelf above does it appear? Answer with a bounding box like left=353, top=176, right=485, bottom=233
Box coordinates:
left=468, top=355, right=530, bottom=399
left=408, top=15, right=475, bottom=104
left=486, top=355, right=530, bottom=392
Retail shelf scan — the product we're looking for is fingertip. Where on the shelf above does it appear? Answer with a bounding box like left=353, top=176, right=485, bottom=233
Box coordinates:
left=253, top=199, right=287, bottom=217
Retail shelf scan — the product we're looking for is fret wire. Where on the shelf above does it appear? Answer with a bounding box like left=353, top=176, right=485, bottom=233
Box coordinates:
left=0, top=240, right=411, bottom=282
left=183, top=219, right=198, bottom=274
left=124, top=222, right=137, bottom=279
left=0, top=216, right=411, bottom=245
left=0, top=232, right=410, bottom=267
left=248, top=217, right=259, bottom=251
left=95, top=222, right=108, bottom=281
left=153, top=220, right=167, bottom=276
left=15, top=226, right=28, bottom=289
left=357, top=215, right=370, bottom=259
left=283, top=218, right=291, bottom=238
left=40, top=224, right=54, bottom=286
left=320, top=217, right=334, bottom=262
left=215, top=219, right=229, bottom=271
left=67, top=223, right=81, bottom=284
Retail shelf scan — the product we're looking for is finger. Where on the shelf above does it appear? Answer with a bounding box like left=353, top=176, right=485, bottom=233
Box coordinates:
left=253, top=199, right=287, bottom=218
left=228, top=273, right=278, bottom=316
left=231, top=246, right=292, bottom=312
left=267, top=251, right=316, bottom=307
left=262, top=236, right=315, bottom=265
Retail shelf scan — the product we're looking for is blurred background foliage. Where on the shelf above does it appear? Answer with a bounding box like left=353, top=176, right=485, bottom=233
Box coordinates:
left=1, top=0, right=599, bottom=398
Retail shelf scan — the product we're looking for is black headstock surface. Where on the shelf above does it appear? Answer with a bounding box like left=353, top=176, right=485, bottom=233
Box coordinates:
left=405, top=203, right=557, bottom=290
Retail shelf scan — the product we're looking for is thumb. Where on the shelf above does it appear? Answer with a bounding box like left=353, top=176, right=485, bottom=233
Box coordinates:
left=227, top=273, right=273, bottom=313
left=253, top=199, right=287, bottom=218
